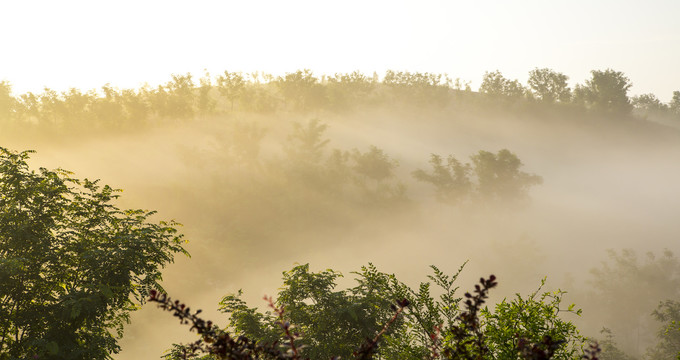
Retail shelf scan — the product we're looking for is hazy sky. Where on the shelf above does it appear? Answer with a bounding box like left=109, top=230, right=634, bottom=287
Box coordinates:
left=1, top=0, right=678, bottom=101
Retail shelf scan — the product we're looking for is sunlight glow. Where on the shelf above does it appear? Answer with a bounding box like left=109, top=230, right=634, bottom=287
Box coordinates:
left=1, top=0, right=678, bottom=100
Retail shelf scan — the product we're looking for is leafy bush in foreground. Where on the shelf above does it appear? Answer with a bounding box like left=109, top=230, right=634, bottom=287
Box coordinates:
left=153, top=264, right=591, bottom=360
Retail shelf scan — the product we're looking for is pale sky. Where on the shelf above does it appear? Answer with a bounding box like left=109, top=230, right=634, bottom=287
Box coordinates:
left=1, top=0, right=678, bottom=101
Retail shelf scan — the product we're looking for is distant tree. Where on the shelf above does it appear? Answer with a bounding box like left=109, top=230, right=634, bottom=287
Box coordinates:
left=37, top=88, right=65, bottom=127
left=470, top=149, right=543, bottom=203
left=632, top=93, right=668, bottom=112
left=414, top=150, right=541, bottom=206
left=285, top=118, right=330, bottom=166
left=164, top=73, right=195, bottom=119
left=239, top=86, right=278, bottom=113
left=350, top=146, right=405, bottom=203
left=351, top=146, right=397, bottom=183
left=196, top=71, right=217, bottom=115
left=412, top=154, right=472, bottom=204
left=93, top=85, right=125, bottom=127
left=574, top=69, right=633, bottom=114
left=222, top=121, right=267, bottom=164
left=0, top=148, right=187, bottom=359
left=143, top=84, right=172, bottom=119
left=479, top=70, right=526, bottom=98
left=383, top=70, right=450, bottom=105
left=325, top=71, right=375, bottom=111
left=0, top=81, right=14, bottom=123
left=215, top=71, right=245, bottom=111
left=58, top=88, right=95, bottom=129
left=17, top=92, right=41, bottom=124
left=670, top=91, right=680, bottom=116
left=324, top=149, right=353, bottom=193
left=527, top=68, right=571, bottom=103
left=283, top=118, right=342, bottom=195
left=120, top=88, right=150, bottom=125
left=631, top=93, right=670, bottom=120
left=275, top=69, right=325, bottom=111
left=451, top=78, right=472, bottom=91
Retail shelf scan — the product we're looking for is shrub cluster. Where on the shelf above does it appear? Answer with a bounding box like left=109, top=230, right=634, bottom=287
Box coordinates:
left=152, top=264, right=596, bottom=360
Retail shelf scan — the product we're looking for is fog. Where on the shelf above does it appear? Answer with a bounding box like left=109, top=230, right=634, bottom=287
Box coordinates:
left=2, top=79, right=680, bottom=358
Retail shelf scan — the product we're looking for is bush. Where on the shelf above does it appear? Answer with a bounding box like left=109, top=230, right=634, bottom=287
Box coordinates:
left=152, top=264, right=593, bottom=360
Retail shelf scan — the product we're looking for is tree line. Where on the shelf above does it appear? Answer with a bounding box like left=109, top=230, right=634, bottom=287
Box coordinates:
left=1, top=68, right=679, bottom=132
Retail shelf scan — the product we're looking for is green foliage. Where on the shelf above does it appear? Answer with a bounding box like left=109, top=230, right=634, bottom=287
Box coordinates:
left=218, top=290, right=279, bottom=346
left=0, top=148, right=187, bottom=359
left=218, top=263, right=411, bottom=360
left=166, top=263, right=587, bottom=360
left=647, top=300, right=680, bottom=360
left=481, top=278, right=585, bottom=360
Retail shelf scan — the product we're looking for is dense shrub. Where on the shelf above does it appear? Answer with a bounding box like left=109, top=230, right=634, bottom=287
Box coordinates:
left=152, top=264, right=592, bottom=360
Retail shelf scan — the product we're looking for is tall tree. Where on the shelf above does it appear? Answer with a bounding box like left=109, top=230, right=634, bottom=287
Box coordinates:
left=632, top=93, right=668, bottom=112
left=275, top=69, right=325, bottom=111
left=470, top=149, right=542, bottom=203
left=631, top=93, right=669, bottom=118
left=527, top=68, right=571, bottom=103
left=575, top=69, right=633, bottom=114
left=669, top=91, right=680, bottom=116
left=216, top=71, right=245, bottom=111
left=0, top=81, right=14, bottom=123
left=196, top=71, right=216, bottom=115
left=93, top=85, right=124, bottom=127
left=479, top=70, right=526, bottom=98
left=412, top=154, right=472, bottom=204
left=164, top=73, right=195, bottom=119
left=0, top=148, right=187, bottom=359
